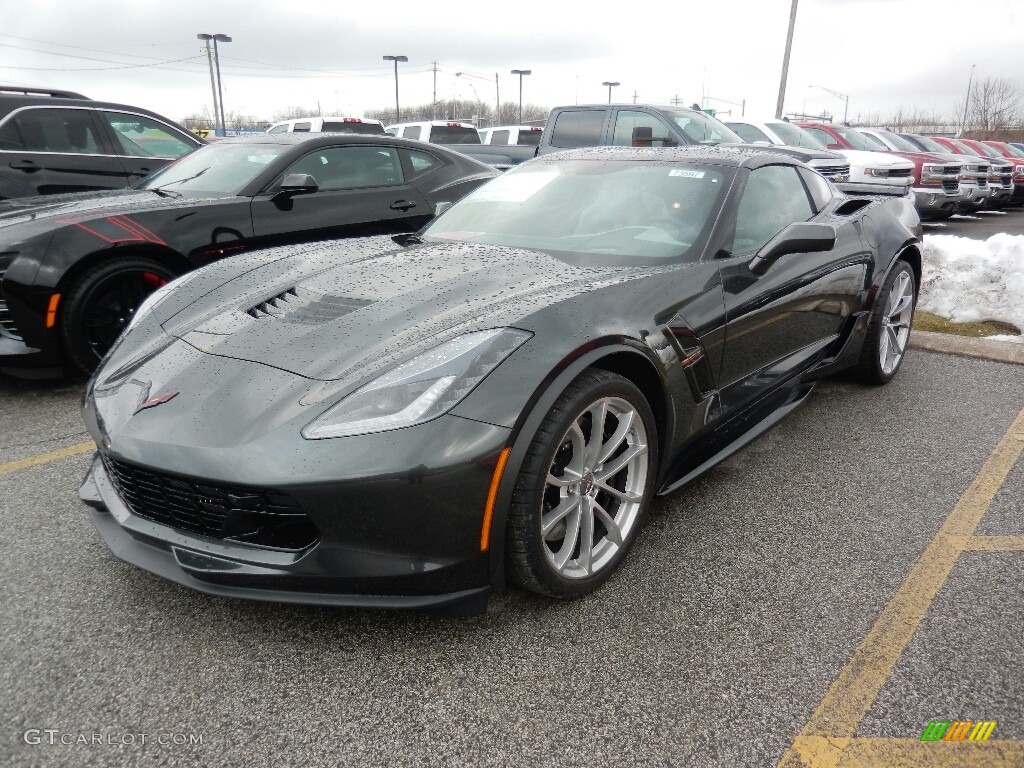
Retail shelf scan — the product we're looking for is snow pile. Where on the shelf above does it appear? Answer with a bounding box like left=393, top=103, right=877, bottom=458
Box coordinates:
left=920, top=233, right=1024, bottom=339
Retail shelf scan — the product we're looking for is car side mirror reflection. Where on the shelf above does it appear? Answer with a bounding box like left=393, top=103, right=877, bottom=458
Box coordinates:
left=279, top=173, right=319, bottom=196
left=748, top=222, right=836, bottom=275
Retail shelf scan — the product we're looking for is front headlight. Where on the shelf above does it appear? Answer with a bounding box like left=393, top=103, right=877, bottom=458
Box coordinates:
left=864, top=167, right=888, bottom=178
left=301, top=327, right=532, bottom=440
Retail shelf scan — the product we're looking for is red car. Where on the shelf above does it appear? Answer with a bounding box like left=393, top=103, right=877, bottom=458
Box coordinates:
left=929, top=137, right=1016, bottom=207
left=979, top=140, right=1024, bottom=203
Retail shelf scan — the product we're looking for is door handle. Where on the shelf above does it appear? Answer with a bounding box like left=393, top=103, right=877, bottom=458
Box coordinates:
left=390, top=200, right=417, bottom=212
left=9, top=161, right=39, bottom=172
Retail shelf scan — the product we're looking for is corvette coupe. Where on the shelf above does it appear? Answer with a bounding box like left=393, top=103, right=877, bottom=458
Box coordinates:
left=0, top=133, right=496, bottom=377
left=80, top=146, right=922, bottom=613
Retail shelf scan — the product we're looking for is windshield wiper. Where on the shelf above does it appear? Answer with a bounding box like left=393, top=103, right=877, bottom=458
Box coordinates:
left=392, top=233, right=423, bottom=247
left=148, top=187, right=181, bottom=199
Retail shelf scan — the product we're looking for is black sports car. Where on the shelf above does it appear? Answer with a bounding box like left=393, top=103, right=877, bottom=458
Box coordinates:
left=80, top=146, right=922, bottom=613
left=0, top=133, right=497, bottom=377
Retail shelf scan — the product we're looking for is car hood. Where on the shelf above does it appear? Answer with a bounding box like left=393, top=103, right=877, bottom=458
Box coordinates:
left=0, top=189, right=235, bottom=233
left=156, top=237, right=661, bottom=385
left=836, top=150, right=914, bottom=169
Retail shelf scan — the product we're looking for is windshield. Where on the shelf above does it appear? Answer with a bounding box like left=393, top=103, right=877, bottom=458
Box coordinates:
left=321, top=121, right=385, bottom=135
left=658, top=110, right=742, bottom=145
left=877, top=132, right=918, bottom=152
left=137, top=143, right=285, bottom=196
left=860, top=132, right=890, bottom=150
left=766, top=121, right=826, bottom=149
left=832, top=125, right=879, bottom=151
left=422, top=160, right=732, bottom=265
left=970, top=141, right=1003, bottom=159
left=949, top=139, right=981, bottom=156
left=1000, top=142, right=1024, bottom=158
left=431, top=126, right=481, bottom=144
left=905, top=135, right=945, bottom=153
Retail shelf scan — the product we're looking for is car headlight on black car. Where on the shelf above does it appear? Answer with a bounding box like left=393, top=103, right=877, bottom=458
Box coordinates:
left=302, top=328, right=532, bottom=439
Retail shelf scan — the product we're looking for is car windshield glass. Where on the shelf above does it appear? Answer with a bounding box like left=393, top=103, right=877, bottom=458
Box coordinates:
left=658, top=110, right=742, bottom=144
left=878, top=132, right=917, bottom=152
left=972, top=142, right=1003, bottom=159
left=321, top=121, right=385, bottom=134
left=949, top=139, right=981, bottom=156
left=767, top=121, right=825, bottom=149
left=422, top=160, right=732, bottom=265
left=136, top=143, right=285, bottom=195
left=431, top=126, right=481, bottom=144
left=832, top=125, right=878, bottom=151
left=1000, top=143, right=1024, bottom=158
left=907, top=135, right=945, bottom=153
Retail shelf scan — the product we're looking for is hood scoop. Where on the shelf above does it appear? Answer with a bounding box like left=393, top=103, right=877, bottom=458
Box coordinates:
left=245, top=287, right=373, bottom=326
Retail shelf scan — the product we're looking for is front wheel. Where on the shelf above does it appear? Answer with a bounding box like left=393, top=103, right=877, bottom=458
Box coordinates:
left=850, top=259, right=916, bottom=385
left=505, top=369, right=658, bottom=598
left=60, top=257, right=175, bottom=375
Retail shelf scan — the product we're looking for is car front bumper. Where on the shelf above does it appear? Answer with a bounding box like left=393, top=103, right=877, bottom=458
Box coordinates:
left=911, top=186, right=961, bottom=216
left=80, top=403, right=512, bottom=610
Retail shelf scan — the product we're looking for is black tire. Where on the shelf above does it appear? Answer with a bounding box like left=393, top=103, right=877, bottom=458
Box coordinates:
left=60, top=256, right=176, bottom=376
left=849, top=259, right=916, bottom=385
left=505, top=369, right=659, bottom=598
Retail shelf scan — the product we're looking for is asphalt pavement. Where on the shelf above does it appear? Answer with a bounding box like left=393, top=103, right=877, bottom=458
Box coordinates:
left=1, top=346, right=1022, bottom=767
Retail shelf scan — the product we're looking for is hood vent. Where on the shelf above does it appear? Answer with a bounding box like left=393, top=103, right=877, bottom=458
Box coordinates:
left=245, top=287, right=372, bottom=325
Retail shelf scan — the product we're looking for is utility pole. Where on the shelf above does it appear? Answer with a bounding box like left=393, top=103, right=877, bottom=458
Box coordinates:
left=632, top=90, right=638, bottom=104
left=775, top=0, right=799, bottom=119
left=671, top=94, right=683, bottom=106
left=960, top=64, right=976, bottom=136
left=432, top=61, right=438, bottom=119
left=198, top=37, right=218, bottom=132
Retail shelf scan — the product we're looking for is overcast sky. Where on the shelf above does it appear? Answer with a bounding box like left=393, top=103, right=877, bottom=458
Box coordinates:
left=2, top=0, right=1021, bottom=126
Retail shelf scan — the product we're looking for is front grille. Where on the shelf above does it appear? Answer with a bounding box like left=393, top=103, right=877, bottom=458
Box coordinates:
left=978, top=177, right=988, bottom=188
left=944, top=165, right=961, bottom=175
left=888, top=168, right=913, bottom=178
left=815, top=163, right=851, bottom=181
left=102, top=455, right=318, bottom=550
left=943, top=178, right=959, bottom=193
left=1001, top=171, right=1013, bottom=189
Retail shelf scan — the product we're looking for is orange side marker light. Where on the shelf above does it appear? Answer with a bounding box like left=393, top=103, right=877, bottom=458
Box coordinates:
left=45, top=293, right=61, bottom=328
left=480, top=447, right=512, bottom=552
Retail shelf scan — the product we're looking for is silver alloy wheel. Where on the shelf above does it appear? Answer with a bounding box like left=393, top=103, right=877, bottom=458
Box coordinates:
left=541, top=396, right=649, bottom=579
left=879, top=270, right=915, bottom=375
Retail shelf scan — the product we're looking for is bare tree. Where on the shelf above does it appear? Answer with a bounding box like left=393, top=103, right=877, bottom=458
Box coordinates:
left=269, top=105, right=323, bottom=122
left=954, top=76, right=1022, bottom=137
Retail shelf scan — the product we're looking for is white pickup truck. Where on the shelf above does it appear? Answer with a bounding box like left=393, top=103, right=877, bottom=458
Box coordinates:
left=477, top=125, right=544, bottom=147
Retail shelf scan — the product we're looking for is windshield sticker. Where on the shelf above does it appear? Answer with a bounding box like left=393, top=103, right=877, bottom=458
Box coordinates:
left=669, top=169, right=705, bottom=178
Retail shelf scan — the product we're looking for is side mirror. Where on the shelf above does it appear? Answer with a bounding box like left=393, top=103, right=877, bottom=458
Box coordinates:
left=278, top=173, right=319, bottom=196
left=748, top=222, right=836, bottom=275
left=433, top=201, right=453, bottom=217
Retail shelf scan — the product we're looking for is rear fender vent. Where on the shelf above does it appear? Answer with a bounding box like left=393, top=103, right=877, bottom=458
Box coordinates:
left=245, top=287, right=372, bottom=325
left=835, top=199, right=872, bottom=216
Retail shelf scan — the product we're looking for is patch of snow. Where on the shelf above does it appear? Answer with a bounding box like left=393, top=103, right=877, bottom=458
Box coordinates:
left=985, top=334, right=1024, bottom=344
left=920, top=233, right=1024, bottom=335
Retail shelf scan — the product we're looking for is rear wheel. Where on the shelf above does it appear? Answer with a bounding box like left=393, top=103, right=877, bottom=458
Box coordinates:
left=60, top=257, right=175, bottom=375
left=850, top=259, right=916, bottom=385
left=505, top=369, right=658, bottom=598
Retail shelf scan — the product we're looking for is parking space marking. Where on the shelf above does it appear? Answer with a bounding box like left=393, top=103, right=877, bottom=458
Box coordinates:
left=792, top=737, right=1024, bottom=767
left=779, top=405, right=1024, bottom=768
left=0, top=441, right=94, bottom=476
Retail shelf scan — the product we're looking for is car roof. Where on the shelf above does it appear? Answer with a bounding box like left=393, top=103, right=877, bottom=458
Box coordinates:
left=0, top=92, right=195, bottom=129
left=215, top=133, right=423, bottom=146
left=534, top=145, right=802, bottom=168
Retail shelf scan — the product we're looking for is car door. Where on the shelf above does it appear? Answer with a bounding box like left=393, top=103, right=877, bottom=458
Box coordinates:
left=249, top=144, right=432, bottom=245
left=715, top=164, right=868, bottom=412
left=0, top=106, right=130, bottom=197
left=95, top=110, right=199, bottom=185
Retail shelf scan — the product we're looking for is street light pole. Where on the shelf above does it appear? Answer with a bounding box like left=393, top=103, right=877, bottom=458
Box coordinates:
left=197, top=34, right=219, bottom=134
left=383, top=55, right=408, bottom=123
left=809, top=84, right=849, bottom=124
left=211, top=34, right=231, bottom=135
left=602, top=81, right=620, bottom=104
left=511, top=69, right=531, bottom=124
left=960, top=64, right=976, bottom=136
left=775, top=0, right=799, bottom=119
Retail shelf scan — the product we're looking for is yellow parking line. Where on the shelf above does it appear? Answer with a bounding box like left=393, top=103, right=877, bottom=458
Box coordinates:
left=958, top=535, right=1024, bottom=552
left=0, top=441, right=95, bottom=476
left=791, top=737, right=1024, bottom=768
left=779, top=405, right=1024, bottom=768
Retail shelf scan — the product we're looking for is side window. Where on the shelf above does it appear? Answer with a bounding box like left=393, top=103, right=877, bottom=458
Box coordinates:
left=404, top=126, right=421, bottom=141
left=293, top=122, right=312, bottom=132
left=6, top=108, right=104, bottom=154
left=0, top=117, right=25, bottom=150
left=267, top=124, right=290, bottom=134
left=549, top=110, right=605, bottom=149
left=405, top=149, right=440, bottom=176
left=612, top=111, right=673, bottom=147
left=731, top=165, right=815, bottom=255
left=491, top=130, right=510, bottom=146
left=805, top=127, right=839, bottom=149
left=799, top=168, right=834, bottom=212
left=728, top=123, right=772, bottom=144
left=282, top=146, right=404, bottom=190
left=100, top=112, right=194, bottom=158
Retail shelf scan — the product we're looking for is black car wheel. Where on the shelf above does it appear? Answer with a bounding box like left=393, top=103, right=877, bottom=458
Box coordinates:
left=851, top=259, right=916, bottom=385
left=61, top=257, right=175, bottom=375
left=505, top=369, right=658, bottom=598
